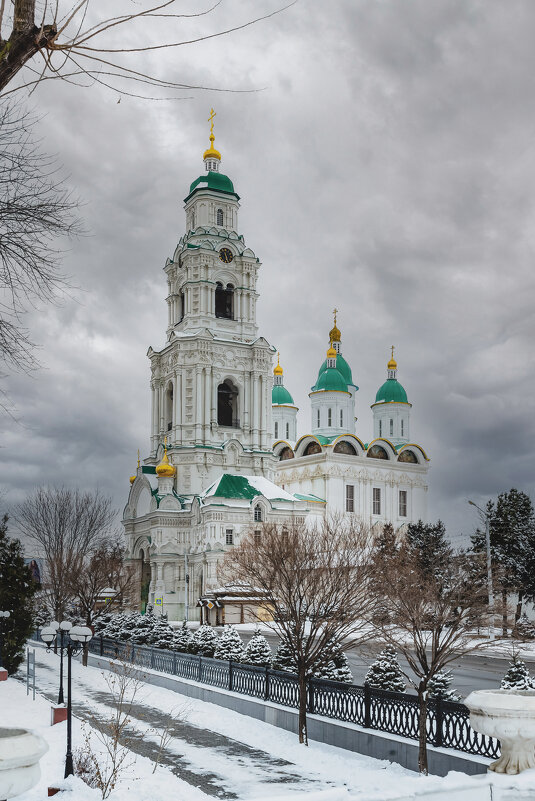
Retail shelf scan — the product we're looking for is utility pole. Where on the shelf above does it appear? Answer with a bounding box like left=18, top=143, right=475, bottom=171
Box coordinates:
left=468, top=500, right=495, bottom=641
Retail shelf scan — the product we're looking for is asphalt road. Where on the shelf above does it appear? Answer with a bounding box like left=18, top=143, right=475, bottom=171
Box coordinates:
left=260, top=633, right=535, bottom=697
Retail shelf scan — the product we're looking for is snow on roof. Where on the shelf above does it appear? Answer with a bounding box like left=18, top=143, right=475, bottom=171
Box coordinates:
left=201, top=474, right=296, bottom=503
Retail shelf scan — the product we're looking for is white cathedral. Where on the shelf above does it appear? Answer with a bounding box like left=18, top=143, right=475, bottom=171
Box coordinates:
left=123, top=116, right=430, bottom=622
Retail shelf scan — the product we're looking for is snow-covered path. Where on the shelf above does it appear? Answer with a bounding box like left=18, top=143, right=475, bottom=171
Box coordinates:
left=10, top=644, right=428, bottom=800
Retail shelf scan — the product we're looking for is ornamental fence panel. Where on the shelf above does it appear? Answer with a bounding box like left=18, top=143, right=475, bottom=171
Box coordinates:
left=34, top=630, right=500, bottom=761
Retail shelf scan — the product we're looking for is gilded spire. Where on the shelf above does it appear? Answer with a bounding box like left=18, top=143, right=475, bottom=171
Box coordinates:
left=387, top=345, right=397, bottom=371
left=329, top=307, right=341, bottom=343
left=203, top=108, right=221, bottom=161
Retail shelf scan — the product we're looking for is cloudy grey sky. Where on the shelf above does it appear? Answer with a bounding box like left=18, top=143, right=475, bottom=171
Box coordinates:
left=2, top=0, right=535, bottom=543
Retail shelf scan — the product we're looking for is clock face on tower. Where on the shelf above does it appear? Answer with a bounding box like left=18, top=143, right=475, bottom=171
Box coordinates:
left=219, top=247, right=234, bottom=264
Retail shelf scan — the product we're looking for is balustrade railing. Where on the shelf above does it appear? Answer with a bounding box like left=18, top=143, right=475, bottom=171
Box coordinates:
left=32, top=630, right=500, bottom=761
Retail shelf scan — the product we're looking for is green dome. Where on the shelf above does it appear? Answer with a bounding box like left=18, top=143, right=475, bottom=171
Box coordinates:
left=272, top=385, right=295, bottom=405
left=186, top=172, right=238, bottom=200
left=317, top=353, right=356, bottom=388
left=375, top=378, right=408, bottom=404
left=312, top=367, right=349, bottom=393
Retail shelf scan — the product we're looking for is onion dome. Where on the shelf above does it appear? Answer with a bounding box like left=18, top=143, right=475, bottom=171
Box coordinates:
left=203, top=107, right=221, bottom=161
left=156, top=444, right=176, bottom=478
left=129, top=475, right=136, bottom=485
left=272, top=353, right=295, bottom=405
left=375, top=347, right=408, bottom=403
left=329, top=309, right=341, bottom=343
left=311, top=344, right=349, bottom=393
left=187, top=171, right=237, bottom=198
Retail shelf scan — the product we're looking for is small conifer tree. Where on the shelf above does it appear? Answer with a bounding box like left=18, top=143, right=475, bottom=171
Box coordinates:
left=152, top=616, right=175, bottom=649
left=244, top=629, right=272, bottom=667
left=0, top=515, right=38, bottom=673
left=173, top=621, right=192, bottom=653
left=214, top=625, right=246, bottom=662
left=191, top=624, right=219, bottom=657
left=513, top=614, right=535, bottom=641
left=332, top=649, right=353, bottom=684
left=272, top=638, right=296, bottom=672
left=130, top=611, right=156, bottom=645
left=427, top=669, right=461, bottom=702
left=501, top=655, right=535, bottom=690
left=313, top=659, right=338, bottom=681
left=365, top=646, right=406, bottom=692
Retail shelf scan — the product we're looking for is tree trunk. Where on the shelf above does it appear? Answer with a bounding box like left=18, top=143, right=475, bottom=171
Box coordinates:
left=0, top=0, right=57, bottom=93
left=297, top=666, right=308, bottom=746
left=502, top=588, right=508, bottom=637
left=417, top=685, right=428, bottom=775
left=515, top=591, right=524, bottom=624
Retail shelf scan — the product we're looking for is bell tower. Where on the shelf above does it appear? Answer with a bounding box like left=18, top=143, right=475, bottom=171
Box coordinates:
left=147, top=111, right=275, bottom=494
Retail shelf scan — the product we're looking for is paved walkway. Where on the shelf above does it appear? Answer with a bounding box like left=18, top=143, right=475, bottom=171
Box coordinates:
left=15, top=650, right=332, bottom=799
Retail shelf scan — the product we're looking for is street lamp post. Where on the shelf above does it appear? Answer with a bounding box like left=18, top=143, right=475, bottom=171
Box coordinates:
left=40, top=622, right=93, bottom=778
left=468, top=499, right=495, bottom=641
left=0, top=610, right=11, bottom=669
left=49, top=620, right=72, bottom=704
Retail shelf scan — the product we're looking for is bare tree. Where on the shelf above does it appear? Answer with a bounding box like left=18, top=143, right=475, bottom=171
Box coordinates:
left=68, top=539, right=134, bottom=665
left=0, top=100, right=80, bottom=375
left=0, top=1, right=294, bottom=98
left=370, top=531, right=489, bottom=775
left=14, top=486, right=116, bottom=624
left=219, top=516, right=378, bottom=745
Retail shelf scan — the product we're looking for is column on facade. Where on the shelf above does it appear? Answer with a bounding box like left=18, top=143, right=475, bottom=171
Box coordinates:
left=204, top=366, right=211, bottom=441
left=195, top=368, right=202, bottom=444
left=252, top=371, right=259, bottom=449
left=151, top=384, right=158, bottom=450
left=174, top=372, right=181, bottom=443
left=243, top=371, right=250, bottom=433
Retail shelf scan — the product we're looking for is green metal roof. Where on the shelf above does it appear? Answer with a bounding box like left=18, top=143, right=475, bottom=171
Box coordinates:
left=311, top=367, right=349, bottom=393
left=185, top=172, right=239, bottom=202
left=375, top=378, right=408, bottom=404
left=272, top=384, right=295, bottom=405
left=316, top=353, right=356, bottom=388
left=293, top=493, right=327, bottom=504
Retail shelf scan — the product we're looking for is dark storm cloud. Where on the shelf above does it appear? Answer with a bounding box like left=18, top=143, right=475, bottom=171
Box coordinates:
left=2, top=0, right=535, bottom=544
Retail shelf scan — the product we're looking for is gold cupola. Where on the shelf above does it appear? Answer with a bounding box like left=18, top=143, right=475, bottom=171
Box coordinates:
left=156, top=441, right=176, bottom=478
left=388, top=345, right=397, bottom=371
left=329, top=308, right=341, bottom=344
left=273, top=352, right=283, bottom=376
left=203, top=108, right=221, bottom=162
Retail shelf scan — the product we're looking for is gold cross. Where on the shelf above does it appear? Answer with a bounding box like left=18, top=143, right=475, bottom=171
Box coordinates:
left=208, top=108, right=216, bottom=136
left=333, top=307, right=338, bottom=323
left=391, top=345, right=395, bottom=360
left=137, top=449, right=140, bottom=468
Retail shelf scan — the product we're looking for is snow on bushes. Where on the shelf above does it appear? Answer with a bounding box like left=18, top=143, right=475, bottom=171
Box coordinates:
left=214, top=625, right=246, bottom=662
left=365, top=646, right=406, bottom=692
left=501, top=655, right=535, bottom=689
left=244, top=629, right=272, bottom=667
left=190, top=624, right=219, bottom=657
left=427, top=670, right=461, bottom=702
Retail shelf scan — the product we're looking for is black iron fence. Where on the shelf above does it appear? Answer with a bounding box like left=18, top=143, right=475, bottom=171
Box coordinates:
left=33, top=631, right=499, bottom=761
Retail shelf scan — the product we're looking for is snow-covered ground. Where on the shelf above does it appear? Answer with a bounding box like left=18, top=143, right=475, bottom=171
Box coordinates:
left=4, top=647, right=535, bottom=800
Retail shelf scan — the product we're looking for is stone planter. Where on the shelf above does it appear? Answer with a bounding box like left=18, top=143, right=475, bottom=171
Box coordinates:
left=465, top=689, right=535, bottom=774
left=0, top=727, right=48, bottom=799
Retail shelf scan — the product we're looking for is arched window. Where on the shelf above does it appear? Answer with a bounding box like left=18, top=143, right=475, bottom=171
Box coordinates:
left=379, top=419, right=382, bottom=437
left=217, top=380, right=239, bottom=427
left=401, top=419, right=404, bottom=437
left=279, top=447, right=294, bottom=461
left=398, top=449, right=418, bottom=463
left=274, top=421, right=278, bottom=439
left=390, top=419, right=394, bottom=437
left=191, top=210, right=195, bottom=230
left=334, top=440, right=357, bottom=455
left=216, top=208, right=224, bottom=226
left=254, top=505, right=263, bottom=522
left=367, top=444, right=388, bottom=460
left=328, top=408, right=332, bottom=426
left=317, top=409, right=320, bottom=427
left=340, top=409, right=343, bottom=427
left=165, top=384, right=173, bottom=432
left=304, top=441, right=321, bottom=456
left=286, top=422, right=290, bottom=439
left=215, top=282, right=234, bottom=319
left=179, top=289, right=184, bottom=322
